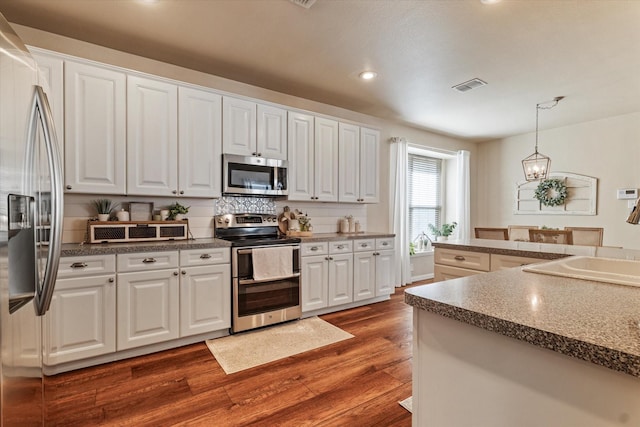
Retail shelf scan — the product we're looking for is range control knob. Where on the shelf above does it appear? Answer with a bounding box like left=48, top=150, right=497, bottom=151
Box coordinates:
left=224, top=218, right=230, bottom=224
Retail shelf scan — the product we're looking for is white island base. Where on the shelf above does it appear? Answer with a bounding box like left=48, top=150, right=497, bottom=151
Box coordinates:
left=412, top=310, right=640, bottom=427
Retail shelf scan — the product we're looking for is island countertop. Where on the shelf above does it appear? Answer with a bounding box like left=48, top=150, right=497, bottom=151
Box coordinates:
left=405, top=265, right=640, bottom=377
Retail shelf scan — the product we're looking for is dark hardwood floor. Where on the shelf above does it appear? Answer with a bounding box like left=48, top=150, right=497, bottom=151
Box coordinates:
left=44, top=282, right=429, bottom=426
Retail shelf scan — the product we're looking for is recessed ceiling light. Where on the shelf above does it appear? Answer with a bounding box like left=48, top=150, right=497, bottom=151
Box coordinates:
left=359, top=71, right=377, bottom=80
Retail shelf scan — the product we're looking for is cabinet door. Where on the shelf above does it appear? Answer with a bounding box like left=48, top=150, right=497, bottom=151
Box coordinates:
left=301, top=255, right=328, bottom=312
left=434, top=265, right=482, bottom=282
left=257, top=104, right=287, bottom=160
left=127, top=75, right=178, bottom=196
left=328, top=253, right=353, bottom=306
left=287, top=111, right=315, bottom=201
left=353, top=252, right=376, bottom=301
left=65, top=61, right=126, bottom=194
left=117, top=269, right=179, bottom=350
left=43, top=275, right=116, bottom=365
left=222, top=97, right=256, bottom=156
left=338, top=122, right=360, bottom=203
left=180, top=264, right=231, bottom=337
left=178, top=86, right=222, bottom=197
left=314, top=117, right=339, bottom=202
left=359, top=127, right=380, bottom=203
left=375, top=249, right=395, bottom=296
left=32, top=51, right=64, bottom=159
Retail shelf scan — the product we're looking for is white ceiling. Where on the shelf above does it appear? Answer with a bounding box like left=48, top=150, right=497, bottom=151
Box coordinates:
left=1, top=0, right=639, bottom=141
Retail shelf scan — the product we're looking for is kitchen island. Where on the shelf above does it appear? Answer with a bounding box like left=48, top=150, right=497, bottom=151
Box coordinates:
left=406, top=241, right=640, bottom=426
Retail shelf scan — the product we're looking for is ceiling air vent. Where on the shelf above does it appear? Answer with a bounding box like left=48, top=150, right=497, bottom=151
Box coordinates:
left=452, top=78, right=487, bottom=93
left=290, top=0, right=317, bottom=8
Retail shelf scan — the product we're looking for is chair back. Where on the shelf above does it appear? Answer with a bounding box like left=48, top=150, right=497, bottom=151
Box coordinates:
left=474, top=227, right=509, bottom=240
left=529, top=229, right=573, bottom=245
left=508, top=225, right=536, bottom=241
left=564, top=227, right=603, bottom=246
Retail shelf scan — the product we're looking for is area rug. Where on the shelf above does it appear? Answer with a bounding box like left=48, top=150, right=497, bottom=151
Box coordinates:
left=399, top=396, right=413, bottom=413
left=205, top=317, right=354, bottom=374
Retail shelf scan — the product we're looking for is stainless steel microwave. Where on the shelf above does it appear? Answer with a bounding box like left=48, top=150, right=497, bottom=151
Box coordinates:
left=222, top=154, right=288, bottom=196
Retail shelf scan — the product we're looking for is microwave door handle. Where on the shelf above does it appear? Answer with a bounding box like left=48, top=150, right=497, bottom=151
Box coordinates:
left=29, top=85, right=64, bottom=316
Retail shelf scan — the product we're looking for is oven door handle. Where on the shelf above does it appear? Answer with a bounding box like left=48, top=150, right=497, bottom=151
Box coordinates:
left=236, top=245, right=300, bottom=255
left=239, top=272, right=301, bottom=285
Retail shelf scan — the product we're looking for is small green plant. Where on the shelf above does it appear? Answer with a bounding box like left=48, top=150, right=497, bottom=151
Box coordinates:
left=428, top=221, right=458, bottom=237
left=92, top=199, right=117, bottom=215
left=409, top=242, right=416, bottom=256
left=167, top=202, right=190, bottom=220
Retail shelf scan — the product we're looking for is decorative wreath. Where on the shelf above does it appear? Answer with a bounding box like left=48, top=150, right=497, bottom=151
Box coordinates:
left=534, top=179, right=568, bottom=207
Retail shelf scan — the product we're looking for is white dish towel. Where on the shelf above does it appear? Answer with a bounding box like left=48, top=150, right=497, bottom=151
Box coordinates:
left=252, top=246, right=293, bottom=281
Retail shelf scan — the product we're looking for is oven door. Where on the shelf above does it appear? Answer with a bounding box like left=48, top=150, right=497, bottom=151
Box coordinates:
left=232, top=245, right=300, bottom=332
left=223, top=154, right=287, bottom=196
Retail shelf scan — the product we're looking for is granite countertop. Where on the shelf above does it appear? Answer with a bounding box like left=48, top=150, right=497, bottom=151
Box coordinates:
left=433, top=238, right=634, bottom=260
left=60, top=232, right=394, bottom=257
left=405, top=266, right=640, bottom=377
left=60, top=238, right=232, bottom=257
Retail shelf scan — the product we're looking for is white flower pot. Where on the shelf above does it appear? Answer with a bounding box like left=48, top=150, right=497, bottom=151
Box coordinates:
left=97, top=214, right=110, bottom=222
left=436, top=236, right=448, bottom=242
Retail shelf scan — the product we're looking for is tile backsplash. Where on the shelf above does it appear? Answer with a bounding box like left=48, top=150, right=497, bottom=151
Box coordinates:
left=214, top=196, right=276, bottom=215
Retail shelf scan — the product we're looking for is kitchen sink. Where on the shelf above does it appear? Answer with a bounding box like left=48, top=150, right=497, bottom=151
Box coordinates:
left=522, top=256, right=640, bottom=287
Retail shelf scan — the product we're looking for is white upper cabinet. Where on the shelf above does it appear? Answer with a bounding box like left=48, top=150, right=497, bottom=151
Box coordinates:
left=358, top=127, right=380, bottom=203
left=314, top=117, right=339, bottom=202
left=127, top=75, right=178, bottom=196
left=64, top=61, right=127, bottom=194
left=178, top=86, right=222, bottom=198
left=338, top=125, right=379, bottom=203
left=257, top=104, right=287, bottom=160
left=287, top=111, right=315, bottom=200
left=338, top=122, right=360, bottom=203
left=223, top=96, right=287, bottom=160
left=31, top=51, right=64, bottom=155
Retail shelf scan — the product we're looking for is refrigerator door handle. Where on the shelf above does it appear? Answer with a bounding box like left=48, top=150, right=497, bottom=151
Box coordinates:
left=29, top=85, right=64, bottom=316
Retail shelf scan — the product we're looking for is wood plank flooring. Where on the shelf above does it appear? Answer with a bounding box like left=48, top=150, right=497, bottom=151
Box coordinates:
left=44, top=283, right=428, bottom=426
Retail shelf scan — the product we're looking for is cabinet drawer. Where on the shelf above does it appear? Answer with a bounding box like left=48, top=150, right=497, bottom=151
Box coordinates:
left=58, top=255, right=116, bottom=278
left=490, top=254, right=542, bottom=271
left=180, top=248, right=230, bottom=267
left=434, top=248, right=490, bottom=272
left=434, top=265, right=484, bottom=282
left=375, top=238, right=394, bottom=251
left=329, top=241, right=352, bottom=254
left=302, top=242, right=329, bottom=256
left=354, top=239, right=375, bottom=252
left=117, top=251, right=179, bottom=272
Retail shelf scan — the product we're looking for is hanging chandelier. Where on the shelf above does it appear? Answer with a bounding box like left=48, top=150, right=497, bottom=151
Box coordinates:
left=522, top=96, right=564, bottom=181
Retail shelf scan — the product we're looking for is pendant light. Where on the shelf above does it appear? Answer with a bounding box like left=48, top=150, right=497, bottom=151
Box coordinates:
left=522, top=96, right=564, bottom=181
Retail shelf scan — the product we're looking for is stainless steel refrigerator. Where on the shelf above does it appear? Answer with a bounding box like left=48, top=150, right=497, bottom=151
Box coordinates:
left=0, top=12, right=63, bottom=425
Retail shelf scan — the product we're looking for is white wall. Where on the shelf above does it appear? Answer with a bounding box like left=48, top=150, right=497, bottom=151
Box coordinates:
left=476, top=111, right=640, bottom=249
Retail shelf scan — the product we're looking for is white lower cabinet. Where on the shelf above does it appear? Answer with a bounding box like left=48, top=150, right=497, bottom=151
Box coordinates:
left=117, top=268, right=180, bottom=350
left=328, top=253, right=354, bottom=306
left=353, top=238, right=396, bottom=301
left=180, top=263, right=231, bottom=337
left=44, top=255, right=117, bottom=365
left=301, top=254, right=329, bottom=312
left=301, top=241, right=354, bottom=312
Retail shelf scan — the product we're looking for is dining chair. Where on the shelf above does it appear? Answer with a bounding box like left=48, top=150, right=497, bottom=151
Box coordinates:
left=564, top=227, right=603, bottom=246
left=508, top=225, right=537, bottom=241
left=474, top=227, right=509, bottom=240
left=528, top=229, right=573, bottom=245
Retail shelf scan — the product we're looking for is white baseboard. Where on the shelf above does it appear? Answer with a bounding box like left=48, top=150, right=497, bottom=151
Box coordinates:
left=411, top=273, right=434, bottom=282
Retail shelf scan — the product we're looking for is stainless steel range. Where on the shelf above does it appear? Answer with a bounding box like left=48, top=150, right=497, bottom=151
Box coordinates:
left=214, top=213, right=301, bottom=333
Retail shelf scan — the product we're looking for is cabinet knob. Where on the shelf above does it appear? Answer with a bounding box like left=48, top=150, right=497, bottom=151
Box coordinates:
left=257, top=152, right=262, bottom=157
left=325, top=256, right=330, bottom=261
left=181, top=270, right=186, bottom=275
left=173, top=271, right=179, bottom=276
left=66, top=185, right=72, bottom=190
left=108, top=277, right=115, bottom=283
left=172, top=190, right=177, bottom=194
left=142, top=258, right=157, bottom=264
left=179, top=190, right=184, bottom=195
left=70, top=262, right=87, bottom=269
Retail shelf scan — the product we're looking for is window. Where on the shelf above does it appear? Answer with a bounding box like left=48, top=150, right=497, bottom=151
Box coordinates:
left=408, top=153, right=442, bottom=244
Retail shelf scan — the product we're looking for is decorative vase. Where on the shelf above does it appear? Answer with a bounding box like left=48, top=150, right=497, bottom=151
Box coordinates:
left=174, top=214, right=185, bottom=221
left=98, top=214, right=110, bottom=222
left=437, top=236, right=448, bottom=242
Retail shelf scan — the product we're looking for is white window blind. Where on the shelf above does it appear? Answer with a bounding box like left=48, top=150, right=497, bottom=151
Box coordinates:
left=408, top=154, right=442, bottom=242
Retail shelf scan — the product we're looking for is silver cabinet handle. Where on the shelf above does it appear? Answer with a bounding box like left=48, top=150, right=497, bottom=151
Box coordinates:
left=29, top=86, right=63, bottom=316
left=142, top=258, right=157, bottom=264
left=70, top=262, right=88, bottom=269
left=454, top=255, right=466, bottom=261
left=200, top=254, right=212, bottom=259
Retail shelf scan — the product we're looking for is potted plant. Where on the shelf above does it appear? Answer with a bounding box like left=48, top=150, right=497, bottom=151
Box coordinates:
left=92, top=199, right=118, bottom=221
left=428, top=221, right=457, bottom=242
left=167, top=202, right=190, bottom=220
